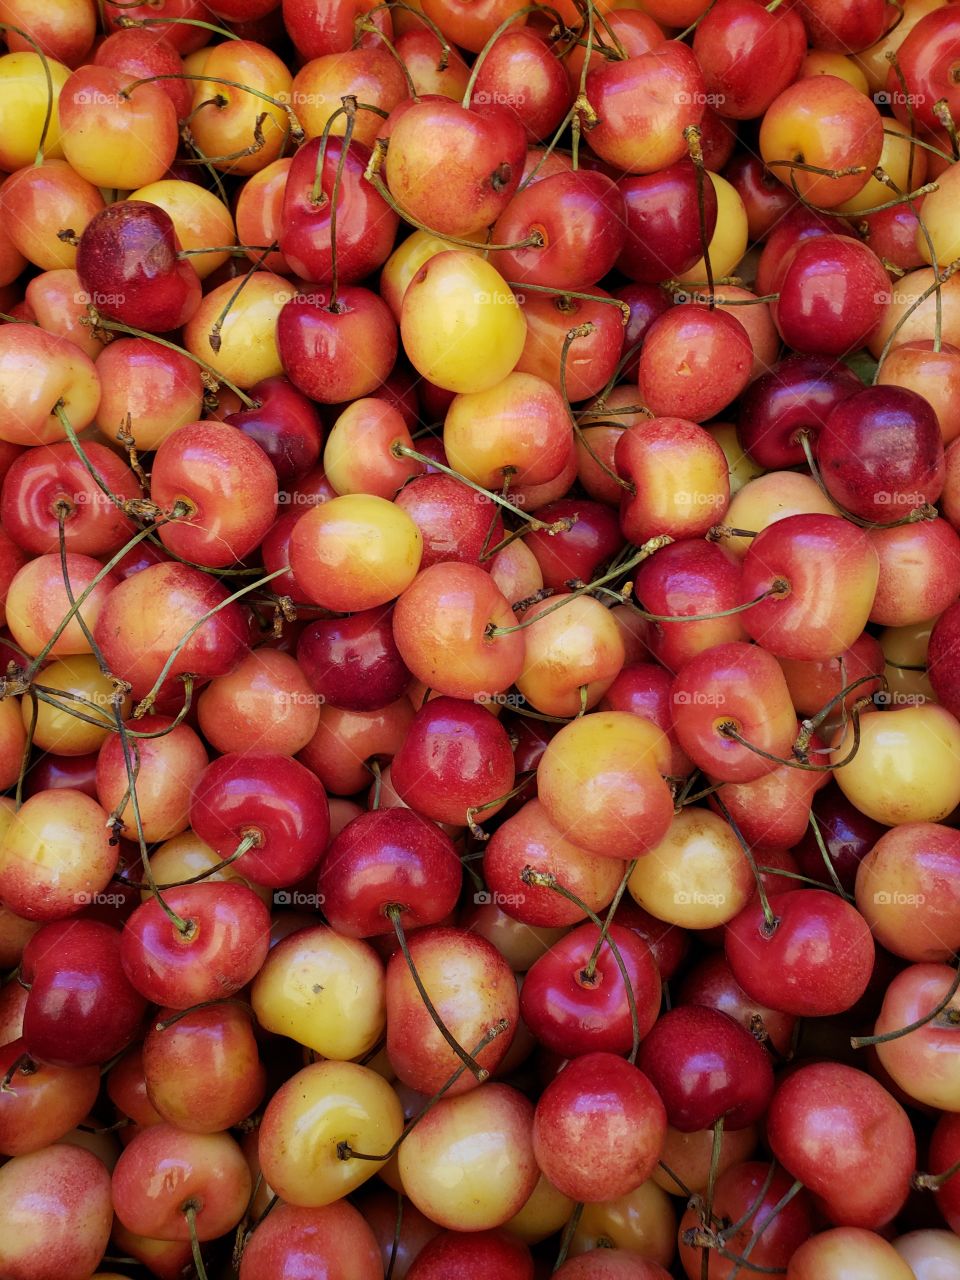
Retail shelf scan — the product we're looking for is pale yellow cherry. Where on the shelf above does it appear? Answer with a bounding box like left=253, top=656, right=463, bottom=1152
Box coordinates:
left=707, top=422, right=765, bottom=495
left=0, top=52, right=70, bottom=170
left=381, top=228, right=484, bottom=321
left=183, top=271, right=296, bottom=389
left=894, top=1228, right=960, bottom=1280
left=832, top=704, right=960, bottom=825
left=258, top=1061, right=403, bottom=1207
left=251, top=924, right=386, bottom=1060
left=143, top=830, right=272, bottom=907
left=129, top=179, right=236, bottom=279
left=801, top=50, right=870, bottom=94
left=24, top=655, right=131, bottom=755
left=838, top=117, right=928, bottom=216
left=676, top=174, right=747, bottom=285
left=787, top=1226, right=916, bottom=1280
left=628, top=807, right=755, bottom=929
left=503, top=1172, right=575, bottom=1244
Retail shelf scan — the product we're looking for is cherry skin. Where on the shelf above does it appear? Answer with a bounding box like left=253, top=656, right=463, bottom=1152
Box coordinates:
left=693, top=0, right=807, bottom=119
left=223, top=376, right=323, bottom=481
left=407, top=1228, right=533, bottom=1280
left=637, top=1004, right=774, bottom=1132
left=318, top=807, right=461, bottom=938
left=277, top=286, right=398, bottom=404
left=470, top=27, right=571, bottom=142
left=76, top=201, right=200, bottom=334
left=638, top=305, right=753, bottom=423
left=239, top=1201, right=384, bottom=1280
left=737, top=353, right=863, bottom=469
left=773, top=235, right=891, bottom=356
left=393, top=473, right=505, bottom=571
left=190, top=752, right=330, bottom=887
left=515, top=289, right=624, bottom=401
left=492, top=169, right=626, bottom=292
left=792, top=784, right=887, bottom=895
left=872, top=962, right=960, bottom=1110
left=617, top=160, right=718, bottom=284
left=0, top=1036, right=100, bottom=1156
left=679, top=951, right=797, bottom=1057
left=816, top=385, right=944, bottom=522
left=297, top=607, right=411, bottom=711
left=767, top=1061, right=915, bottom=1228
left=120, top=882, right=271, bottom=1008
left=725, top=888, right=876, bottom=1017
left=20, top=919, right=147, bottom=1067
left=888, top=4, right=960, bottom=133
left=520, top=922, right=661, bottom=1058
left=532, top=1052, right=667, bottom=1203
left=616, top=418, right=730, bottom=545
left=929, top=1112, right=960, bottom=1233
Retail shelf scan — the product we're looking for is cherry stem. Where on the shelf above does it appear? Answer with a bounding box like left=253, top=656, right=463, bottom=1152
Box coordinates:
left=206, top=240, right=284, bottom=359
left=629, top=582, right=789, bottom=625
left=520, top=866, right=641, bottom=1061
left=708, top=526, right=759, bottom=541
left=364, top=141, right=544, bottom=250
left=133, top=566, right=292, bottom=718
left=14, top=692, right=37, bottom=812
left=513, top=282, right=631, bottom=319
left=155, top=998, right=248, bottom=1033
left=675, top=0, right=719, bottom=39
left=794, top=666, right=884, bottom=759
left=727, top=1179, right=803, bottom=1280
left=851, top=959, right=960, bottom=1048
left=700, top=1117, right=725, bottom=1280
left=758, top=864, right=856, bottom=899
left=0, top=1052, right=36, bottom=1094
left=388, top=905, right=488, bottom=1080
left=327, top=96, right=357, bottom=308
left=467, top=772, right=535, bottom=839
left=766, top=158, right=867, bottom=180
left=118, top=14, right=239, bottom=39
left=714, top=794, right=779, bottom=933
left=338, top=1019, right=509, bottom=1163
left=385, top=1191, right=404, bottom=1280
left=934, top=99, right=960, bottom=160
left=390, top=442, right=572, bottom=532
left=365, top=0, right=454, bottom=68
left=85, top=312, right=257, bottom=409
left=553, top=1203, right=585, bottom=1271
left=570, top=0, right=596, bottom=170
left=461, top=5, right=566, bottom=109
left=487, top=535, right=675, bottom=635
left=685, top=124, right=715, bottom=307
left=719, top=704, right=868, bottom=773
left=119, top=72, right=303, bottom=145
left=658, top=1159, right=694, bottom=1199
left=914, top=1154, right=960, bottom=1191
left=804, top=811, right=850, bottom=900
left=125, top=830, right=262, bottom=893
left=583, top=858, right=638, bottom=981
left=183, top=1203, right=209, bottom=1280
left=719, top=1161, right=778, bottom=1245
left=560, top=323, right=635, bottom=494
left=875, top=255, right=960, bottom=373
left=369, top=758, right=383, bottom=810
left=882, top=125, right=954, bottom=165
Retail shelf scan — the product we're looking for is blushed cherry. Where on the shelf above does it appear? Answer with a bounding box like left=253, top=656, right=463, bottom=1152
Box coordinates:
left=393, top=472, right=505, bottom=571
left=97, top=715, right=207, bottom=844
left=197, top=648, right=321, bottom=756
left=297, top=695, right=414, bottom=795
left=239, top=1200, right=385, bottom=1280
left=515, top=594, right=625, bottom=718
left=93, top=336, right=203, bottom=452
left=515, top=290, right=624, bottom=401
left=616, top=418, right=730, bottom=545
left=773, top=235, right=891, bottom=357
left=638, top=306, right=753, bottom=423
left=679, top=951, right=796, bottom=1056
left=872, top=962, right=960, bottom=1110
left=324, top=398, right=421, bottom=499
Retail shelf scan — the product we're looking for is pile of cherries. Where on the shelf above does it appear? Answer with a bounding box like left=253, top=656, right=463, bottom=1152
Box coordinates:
left=2, top=0, right=960, bottom=1277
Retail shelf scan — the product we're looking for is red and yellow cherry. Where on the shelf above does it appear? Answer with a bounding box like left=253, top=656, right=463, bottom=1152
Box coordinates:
left=638, top=305, right=753, bottom=423
left=628, top=807, right=756, bottom=929
left=869, top=518, right=960, bottom=628
left=395, top=27, right=470, bottom=100
left=292, top=48, right=408, bottom=147
left=323, top=398, right=420, bottom=499
left=0, top=1037, right=100, bottom=1156
left=59, top=66, right=178, bottom=190
left=383, top=98, right=525, bottom=236
left=239, top=1200, right=385, bottom=1280
left=400, top=251, right=526, bottom=394
left=93, top=336, right=204, bottom=452
left=252, top=924, right=386, bottom=1058
left=235, top=156, right=292, bottom=274
left=184, top=271, right=297, bottom=390
left=259, top=1059, right=402, bottom=1205
left=399, top=1083, right=538, bottom=1229
left=0, top=323, right=100, bottom=447
left=492, top=170, right=626, bottom=292
left=879, top=340, right=960, bottom=446
left=297, top=696, right=414, bottom=795
left=93, top=29, right=190, bottom=120
left=393, top=472, right=504, bottom=571
left=693, top=0, right=807, bottom=119
left=277, top=286, right=398, bottom=403
left=534, top=1052, right=666, bottom=1202
left=760, top=74, right=883, bottom=207
left=0, top=1145, right=112, bottom=1279
left=223, top=374, right=322, bottom=481
left=774, top=235, right=891, bottom=356
left=524, top=498, right=622, bottom=594
left=586, top=42, right=706, bottom=174
left=616, top=418, right=730, bottom=545
left=872, top=962, right=960, bottom=1110
left=484, top=797, right=627, bottom=928
left=670, top=641, right=797, bottom=783
left=521, top=921, right=661, bottom=1058
left=121, top=882, right=271, bottom=1008
left=706, top=753, right=824, bottom=851
left=717, top=471, right=839, bottom=560
left=405, top=1228, right=533, bottom=1280
left=187, top=39, right=292, bottom=175
left=0, top=159, right=104, bottom=271
left=831, top=704, right=960, bottom=825
left=515, top=594, right=625, bottom=718
left=318, top=807, right=461, bottom=938
left=97, top=716, right=207, bottom=844
left=886, top=4, right=960, bottom=132
left=855, top=820, right=960, bottom=956
left=788, top=1227, right=916, bottom=1280
left=197, top=648, right=319, bottom=757
left=514, top=290, right=624, bottom=401
left=679, top=951, right=796, bottom=1057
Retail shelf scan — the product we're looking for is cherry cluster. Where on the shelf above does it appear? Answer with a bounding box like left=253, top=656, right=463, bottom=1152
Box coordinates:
left=1, top=0, right=960, bottom=1278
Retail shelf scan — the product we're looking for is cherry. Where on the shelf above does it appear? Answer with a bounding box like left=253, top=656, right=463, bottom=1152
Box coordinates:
left=773, top=235, right=891, bottom=356
left=693, top=0, right=807, bottom=120
left=297, top=607, right=412, bottom=711
left=239, top=1200, right=385, bottom=1279
left=277, top=286, right=399, bottom=404
left=617, top=160, right=719, bottom=284
left=639, top=306, right=754, bottom=423
left=393, top=472, right=505, bottom=570
left=679, top=950, right=797, bottom=1057
left=318, top=807, right=461, bottom=938
left=737, top=354, right=863, bottom=470
left=407, top=1228, right=534, bottom=1280
left=223, top=375, right=323, bottom=481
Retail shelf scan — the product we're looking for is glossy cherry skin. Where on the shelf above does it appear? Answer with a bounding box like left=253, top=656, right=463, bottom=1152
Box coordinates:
left=773, top=235, right=891, bottom=356
left=190, top=752, right=330, bottom=887
left=93, top=562, right=250, bottom=709
left=723, top=151, right=797, bottom=243
left=679, top=951, right=796, bottom=1057
left=393, top=472, right=504, bottom=571
left=737, top=354, right=863, bottom=469
left=280, top=135, right=398, bottom=284
left=278, top=285, right=399, bottom=404
left=633, top=538, right=747, bottom=673
left=617, top=160, right=718, bottom=284
left=521, top=922, right=661, bottom=1058
left=693, top=0, right=807, bottom=119
left=22, top=751, right=99, bottom=800
left=888, top=5, right=960, bottom=133
left=407, top=1228, right=533, bottom=1280
left=767, top=1061, right=915, bottom=1229
left=296, top=607, right=411, bottom=711
left=76, top=201, right=200, bottom=333
left=239, top=1201, right=384, bottom=1280
left=754, top=204, right=835, bottom=298
left=390, top=694, right=516, bottom=827
left=726, top=888, right=875, bottom=1017
left=739, top=513, right=880, bottom=662
left=523, top=499, right=622, bottom=592
left=792, top=784, right=887, bottom=894
left=532, top=1052, right=667, bottom=1203
left=20, top=919, right=147, bottom=1067
left=121, top=882, right=271, bottom=1009
left=817, top=385, right=945, bottom=522
left=492, top=170, right=626, bottom=291
left=469, top=28, right=571, bottom=143
left=223, top=376, right=323, bottom=481
left=637, top=1004, right=774, bottom=1132
left=670, top=641, right=797, bottom=783
left=317, top=807, right=461, bottom=938
left=0, top=441, right=138, bottom=556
